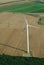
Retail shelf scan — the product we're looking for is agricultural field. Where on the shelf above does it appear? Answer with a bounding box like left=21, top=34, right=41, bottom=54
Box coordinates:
left=0, top=1, right=44, bottom=65
left=0, top=0, right=23, bottom=3
left=0, top=0, right=13, bottom=3
left=0, top=2, right=44, bottom=13
left=0, top=12, right=44, bottom=57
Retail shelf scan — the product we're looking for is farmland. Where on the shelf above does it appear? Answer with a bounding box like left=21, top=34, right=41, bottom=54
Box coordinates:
left=0, top=0, right=13, bottom=3
left=0, top=0, right=23, bottom=3
left=0, top=12, right=44, bottom=57
left=0, top=2, right=44, bottom=13
left=0, top=1, right=44, bottom=65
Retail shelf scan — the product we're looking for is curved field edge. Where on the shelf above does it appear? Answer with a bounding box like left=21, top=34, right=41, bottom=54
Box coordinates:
left=0, top=2, right=44, bottom=13
left=0, top=1, right=15, bottom=5
left=0, top=0, right=24, bottom=5
left=0, top=54, right=44, bottom=65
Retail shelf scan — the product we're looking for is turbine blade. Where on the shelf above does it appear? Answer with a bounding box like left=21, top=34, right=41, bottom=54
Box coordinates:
left=24, top=15, right=40, bottom=29
left=28, top=25, right=39, bottom=28
left=24, top=16, right=28, bottom=24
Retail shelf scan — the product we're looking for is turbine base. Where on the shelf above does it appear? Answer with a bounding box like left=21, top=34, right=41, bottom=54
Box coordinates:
left=23, top=53, right=32, bottom=57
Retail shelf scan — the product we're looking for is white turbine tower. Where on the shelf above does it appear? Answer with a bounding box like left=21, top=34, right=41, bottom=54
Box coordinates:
left=23, top=16, right=39, bottom=57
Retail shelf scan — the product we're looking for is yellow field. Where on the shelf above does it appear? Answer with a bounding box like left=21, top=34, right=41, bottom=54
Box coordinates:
left=0, top=0, right=13, bottom=3
left=0, top=12, right=44, bottom=57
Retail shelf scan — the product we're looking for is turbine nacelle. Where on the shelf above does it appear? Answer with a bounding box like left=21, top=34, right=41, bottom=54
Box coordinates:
left=24, top=16, right=39, bottom=29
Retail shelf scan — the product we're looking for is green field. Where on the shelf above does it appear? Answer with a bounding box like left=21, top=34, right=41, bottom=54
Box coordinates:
left=0, top=54, right=44, bottom=65
left=0, top=2, right=44, bottom=13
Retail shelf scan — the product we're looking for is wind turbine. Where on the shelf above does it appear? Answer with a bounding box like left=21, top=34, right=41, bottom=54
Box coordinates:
left=23, top=16, right=39, bottom=57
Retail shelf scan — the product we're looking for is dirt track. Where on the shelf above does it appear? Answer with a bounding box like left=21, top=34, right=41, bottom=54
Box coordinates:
left=0, top=12, right=44, bottom=57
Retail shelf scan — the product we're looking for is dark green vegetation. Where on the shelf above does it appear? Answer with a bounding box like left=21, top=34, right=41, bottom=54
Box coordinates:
left=0, top=54, right=44, bottom=65
left=38, top=17, right=44, bottom=25
left=0, top=2, right=44, bottom=13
